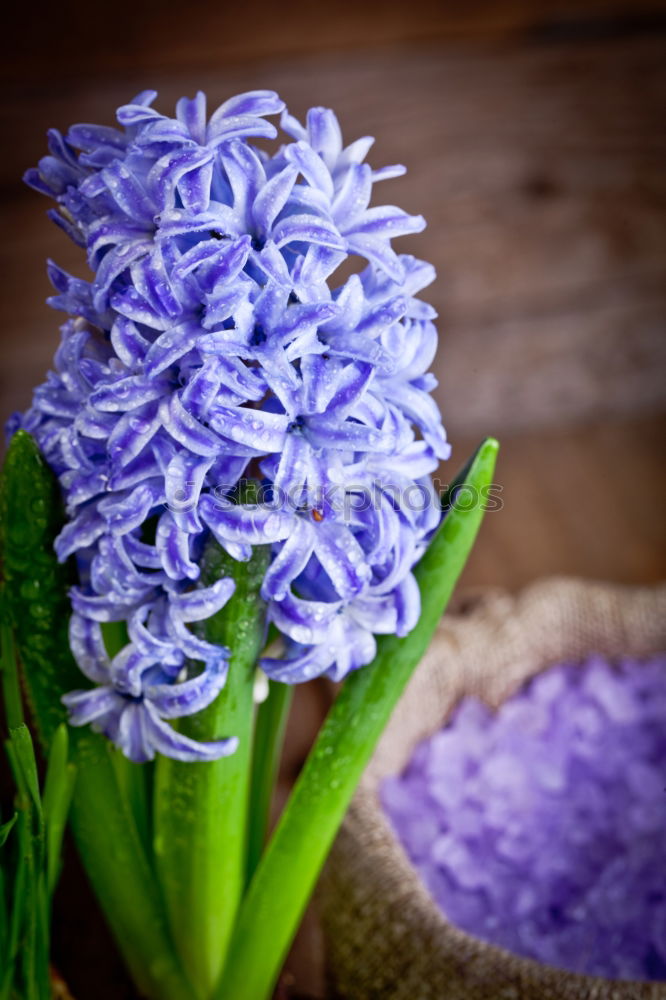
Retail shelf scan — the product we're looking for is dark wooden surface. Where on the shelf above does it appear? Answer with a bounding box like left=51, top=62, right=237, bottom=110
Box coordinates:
left=2, top=1, right=665, bottom=997
left=4, top=17, right=666, bottom=440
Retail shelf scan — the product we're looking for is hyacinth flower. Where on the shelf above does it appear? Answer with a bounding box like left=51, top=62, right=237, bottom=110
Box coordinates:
left=1, top=88, right=497, bottom=1000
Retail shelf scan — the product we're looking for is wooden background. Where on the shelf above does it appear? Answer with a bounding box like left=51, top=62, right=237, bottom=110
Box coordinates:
left=2, top=0, right=665, bottom=996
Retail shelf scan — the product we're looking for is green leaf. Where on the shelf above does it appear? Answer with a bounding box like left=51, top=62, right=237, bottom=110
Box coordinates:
left=0, top=866, right=7, bottom=977
left=42, top=723, right=70, bottom=822
left=154, top=523, right=270, bottom=997
left=42, top=724, right=77, bottom=899
left=7, top=725, right=42, bottom=819
left=2, top=819, right=26, bottom=998
left=0, top=813, right=17, bottom=848
left=0, top=625, right=23, bottom=731
left=10, top=796, right=40, bottom=998
left=1, top=431, right=195, bottom=1000
left=216, top=437, right=499, bottom=1000
left=4, top=724, right=49, bottom=1000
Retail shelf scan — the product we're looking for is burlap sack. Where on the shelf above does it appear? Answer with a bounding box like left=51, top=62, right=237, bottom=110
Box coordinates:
left=319, top=577, right=666, bottom=1000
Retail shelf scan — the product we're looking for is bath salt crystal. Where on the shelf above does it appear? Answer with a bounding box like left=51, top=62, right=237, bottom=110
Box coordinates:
left=381, top=653, right=666, bottom=981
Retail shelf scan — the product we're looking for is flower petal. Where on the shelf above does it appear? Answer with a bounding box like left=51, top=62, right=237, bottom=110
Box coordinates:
left=270, top=590, right=341, bottom=644
left=261, top=516, right=315, bottom=600
left=199, top=495, right=293, bottom=547
left=169, top=578, right=235, bottom=622
left=160, top=394, right=223, bottom=457
left=63, top=686, right=124, bottom=727
left=68, top=615, right=111, bottom=683
left=143, top=702, right=239, bottom=761
left=155, top=511, right=200, bottom=581
left=144, top=655, right=229, bottom=718
left=312, top=520, right=371, bottom=599
left=208, top=406, right=288, bottom=452
left=272, top=214, right=345, bottom=252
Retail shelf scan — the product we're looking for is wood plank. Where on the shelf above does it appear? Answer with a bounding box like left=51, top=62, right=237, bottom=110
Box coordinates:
left=7, top=2, right=666, bottom=88
left=2, top=35, right=664, bottom=438
left=454, top=414, right=666, bottom=591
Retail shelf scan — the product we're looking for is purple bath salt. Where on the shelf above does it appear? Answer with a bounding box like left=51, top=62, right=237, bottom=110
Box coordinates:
left=382, top=654, right=666, bottom=981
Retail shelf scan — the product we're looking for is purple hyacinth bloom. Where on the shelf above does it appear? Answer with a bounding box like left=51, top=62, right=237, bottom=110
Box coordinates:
left=383, top=654, right=666, bottom=981
left=15, top=90, right=448, bottom=761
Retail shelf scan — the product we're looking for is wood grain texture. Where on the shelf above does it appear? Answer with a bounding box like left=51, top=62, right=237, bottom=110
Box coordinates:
left=2, top=30, right=665, bottom=437
left=6, top=1, right=666, bottom=88
left=454, top=415, right=666, bottom=591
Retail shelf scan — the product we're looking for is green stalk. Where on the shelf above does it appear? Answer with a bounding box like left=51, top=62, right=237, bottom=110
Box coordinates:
left=1, top=432, right=194, bottom=1000
left=153, top=533, right=269, bottom=997
left=246, top=679, right=293, bottom=885
left=216, top=438, right=499, bottom=1000
left=70, top=738, right=196, bottom=1000
left=101, top=622, right=154, bottom=858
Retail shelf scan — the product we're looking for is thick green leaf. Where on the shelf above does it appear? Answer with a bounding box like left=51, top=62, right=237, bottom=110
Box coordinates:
left=217, top=437, right=499, bottom=1000
left=0, top=625, right=22, bottom=731
left=154, top=524, right=270, bottom=997
left=1, top=431, right=194, bottom=1000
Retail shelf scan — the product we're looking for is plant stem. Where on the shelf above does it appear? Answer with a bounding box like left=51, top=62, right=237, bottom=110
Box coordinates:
left=1, top=432, right=195, bottom=1000
left=68, top=735, right=195, bottom=1000
left=101, top=622, right=154, bottom=858
left=246, top=680, right=293, bottom=885
left=153, top=537, right=269, bottom=998
left=215, top=438, right=499, bottom=1000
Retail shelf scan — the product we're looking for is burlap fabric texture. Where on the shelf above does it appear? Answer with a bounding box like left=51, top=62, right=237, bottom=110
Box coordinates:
left=318, top=577, right=666, bottom=1000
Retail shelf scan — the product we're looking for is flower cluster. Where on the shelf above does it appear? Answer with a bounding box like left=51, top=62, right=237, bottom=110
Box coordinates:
left=14, top=90, right=448, bottom=761
left=383, top=655, right=666, bottom=981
